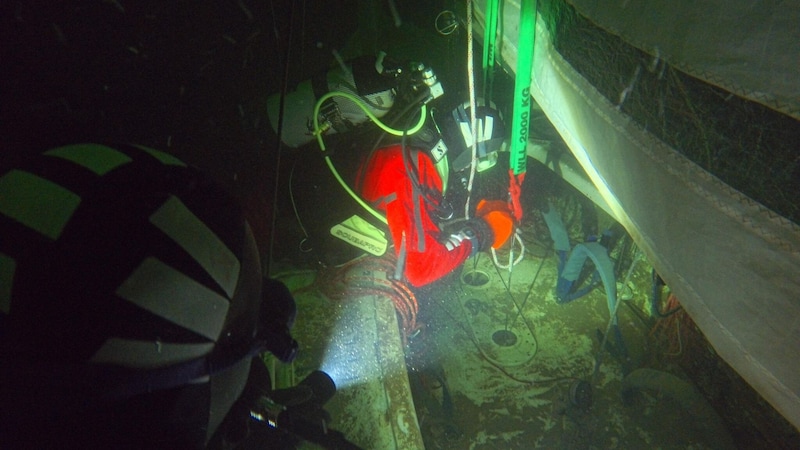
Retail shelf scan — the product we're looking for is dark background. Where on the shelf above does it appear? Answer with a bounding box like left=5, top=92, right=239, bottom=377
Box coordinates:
left=1, top=1, right=467, bottom=268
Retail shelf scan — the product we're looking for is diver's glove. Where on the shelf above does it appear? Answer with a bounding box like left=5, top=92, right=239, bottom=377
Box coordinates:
left=444, top=217, right=493, bottom=257
left=474, top=199, right=514, bottom=249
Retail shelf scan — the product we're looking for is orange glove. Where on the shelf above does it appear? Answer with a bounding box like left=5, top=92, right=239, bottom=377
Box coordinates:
left=475, top=199, right=515, bottom=249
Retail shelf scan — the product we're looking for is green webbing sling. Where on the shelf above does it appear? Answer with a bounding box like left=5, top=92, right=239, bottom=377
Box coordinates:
left=509, top=0, right=537, bottom=177
left=482, top=0, right=501, bottom=105
left=506, top=0, right=537, bottom=222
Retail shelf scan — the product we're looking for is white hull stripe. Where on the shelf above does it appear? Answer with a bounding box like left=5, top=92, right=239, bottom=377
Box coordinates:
left=116, top=257, right=229, bottom=341
left=149, top=195, right=240, bottom=299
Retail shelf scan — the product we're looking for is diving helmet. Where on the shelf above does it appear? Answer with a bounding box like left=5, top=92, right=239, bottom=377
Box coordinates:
left=434, top=100, right=506, bottom=175
left=0, top=144, right=297, bottom=447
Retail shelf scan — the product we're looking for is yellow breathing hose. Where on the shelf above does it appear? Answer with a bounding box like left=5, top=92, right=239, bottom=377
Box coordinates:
left=312, top=91, right=428, bottom=225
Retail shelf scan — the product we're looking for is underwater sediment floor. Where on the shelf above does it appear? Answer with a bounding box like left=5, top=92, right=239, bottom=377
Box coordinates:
left=274, top=235, right=730, bottom=449
left=412, top=249, right=718, bottom=450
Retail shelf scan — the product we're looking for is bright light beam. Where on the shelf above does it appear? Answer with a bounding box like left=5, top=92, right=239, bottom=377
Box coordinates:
left=318, top=296, right=382, bottom=390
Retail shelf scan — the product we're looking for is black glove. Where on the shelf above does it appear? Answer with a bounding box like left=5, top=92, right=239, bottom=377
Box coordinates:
left=443, top=218, right=494, bottom=256
left=259, top=278, right=299, bottom=363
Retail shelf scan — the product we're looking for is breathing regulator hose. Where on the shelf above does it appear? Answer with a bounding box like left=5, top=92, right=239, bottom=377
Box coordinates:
left=312, top=91, right=428, bottom=225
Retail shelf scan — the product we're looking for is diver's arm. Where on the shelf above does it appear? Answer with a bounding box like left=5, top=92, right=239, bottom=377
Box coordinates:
left=382, top=188, right=472, bottom=287
left=402, top=229, right=472, bottom=287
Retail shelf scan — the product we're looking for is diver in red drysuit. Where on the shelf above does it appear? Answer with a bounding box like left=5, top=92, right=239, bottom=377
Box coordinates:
left=356, top=104, right=514, bottom=287
left=358, top=144, right=470, bottom=286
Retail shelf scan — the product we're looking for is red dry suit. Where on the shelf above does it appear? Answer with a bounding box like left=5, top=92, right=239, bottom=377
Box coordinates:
left=357, top=144, right=472, bottom=287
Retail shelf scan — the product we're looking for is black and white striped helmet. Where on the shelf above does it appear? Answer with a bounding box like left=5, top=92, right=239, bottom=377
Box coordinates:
left=0, top=144, right=291, bottom=447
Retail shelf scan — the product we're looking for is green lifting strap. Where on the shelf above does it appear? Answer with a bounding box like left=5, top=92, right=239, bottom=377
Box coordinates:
left=482, top=0, right=500, bottom=104
left=509, top=0, right=537, bottom=176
